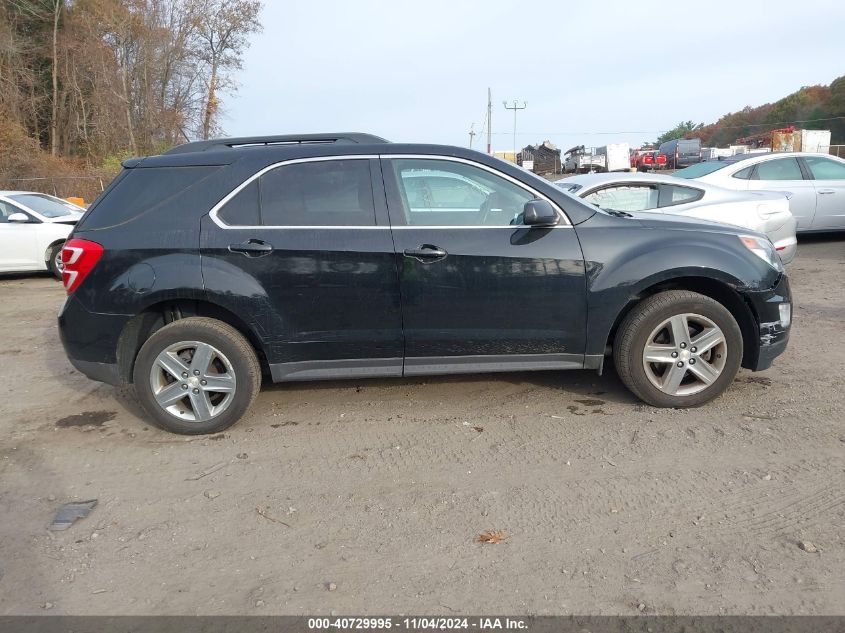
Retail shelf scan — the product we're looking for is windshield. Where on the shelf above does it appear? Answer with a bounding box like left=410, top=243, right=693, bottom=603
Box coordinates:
left=8, top=193, right=82, bottom=218
left=9, top=193, right=84, bottom=218
left=673, top=161, right=731, bottom=178
left=9, top=193, right=83, bottom=218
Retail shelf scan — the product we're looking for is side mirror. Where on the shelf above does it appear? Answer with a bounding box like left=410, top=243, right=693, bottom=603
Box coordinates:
left=7, top=212, right=31, bottom=223
left=522, top=199, right=559, bottom=226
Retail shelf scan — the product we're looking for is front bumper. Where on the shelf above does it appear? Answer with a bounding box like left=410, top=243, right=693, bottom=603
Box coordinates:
left=745, top=273, right=791, bottom=371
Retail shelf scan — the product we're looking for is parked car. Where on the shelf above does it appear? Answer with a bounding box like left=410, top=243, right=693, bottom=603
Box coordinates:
left=58, top=133, right=792, bottom=434
left=555, top=173, right=797, bottom=263
left=0, top=191, right=85, bottom=277
left=675, top=152, right=845, bottom=232
left=631, top=149, right=667, bottom=172
left=563, top=145, right=605, bottom=174
left=658, top=138, right=702, bottom=169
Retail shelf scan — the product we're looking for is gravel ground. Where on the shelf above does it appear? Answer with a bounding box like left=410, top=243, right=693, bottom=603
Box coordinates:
left=0, top=236, right=842, bottom=616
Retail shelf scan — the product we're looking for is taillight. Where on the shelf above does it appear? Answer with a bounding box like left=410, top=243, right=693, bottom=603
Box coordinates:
left=61, top=238, right=104, bottom=294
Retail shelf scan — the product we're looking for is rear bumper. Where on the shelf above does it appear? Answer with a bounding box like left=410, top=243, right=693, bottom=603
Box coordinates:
left=745, top=273, right=792, bottom=371
left=774, top=238, right=797, bottom=265
left=58, top=295, right=130, bottom=386
left=767, top=214, right=798, bottom=265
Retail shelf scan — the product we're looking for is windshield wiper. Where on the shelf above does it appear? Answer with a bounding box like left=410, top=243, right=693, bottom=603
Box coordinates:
left=604, top=209, right=634, bottom=218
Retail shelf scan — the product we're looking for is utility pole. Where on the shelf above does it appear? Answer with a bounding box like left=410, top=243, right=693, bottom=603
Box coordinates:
left=486, top=87, right=492, bottom=154
left=468, top=123, right=476, bottom=149
left=503, top=99, right=527, bottom=160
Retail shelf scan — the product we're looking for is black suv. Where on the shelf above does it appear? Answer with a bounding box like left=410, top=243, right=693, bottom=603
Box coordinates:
left=58, top=133, right=792, bottom=434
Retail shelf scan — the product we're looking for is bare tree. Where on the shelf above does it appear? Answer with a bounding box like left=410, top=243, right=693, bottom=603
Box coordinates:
left=1, top=0, right=263, bottom=166
left=49, top=0, right=63, bottom=155
left=195, top=0, right=262, bottom=140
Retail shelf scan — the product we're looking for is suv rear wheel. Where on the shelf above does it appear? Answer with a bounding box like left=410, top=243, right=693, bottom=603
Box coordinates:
left=614, top=290, right=743, bottom=408
left=133, top=317, right=261, bottom=434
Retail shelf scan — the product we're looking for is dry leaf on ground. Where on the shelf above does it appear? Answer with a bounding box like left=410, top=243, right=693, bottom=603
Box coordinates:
left=476, top=530, right=508, bottom=544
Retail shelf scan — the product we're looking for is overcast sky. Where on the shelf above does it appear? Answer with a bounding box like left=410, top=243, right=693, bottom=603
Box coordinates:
left=226, top=0, right=845, bottom=152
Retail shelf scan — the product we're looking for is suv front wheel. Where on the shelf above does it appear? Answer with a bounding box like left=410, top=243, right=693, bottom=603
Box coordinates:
left=133, top=317, right=261, bottom=434
left=614, top=290, right=744, bottom=408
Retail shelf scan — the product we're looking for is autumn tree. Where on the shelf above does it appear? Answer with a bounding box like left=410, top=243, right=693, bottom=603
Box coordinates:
left=0, top=0, right=263, bottom=162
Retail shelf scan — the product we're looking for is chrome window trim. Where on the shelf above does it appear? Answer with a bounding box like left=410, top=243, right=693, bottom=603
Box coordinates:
left=208, top=154, right=573, bottom=230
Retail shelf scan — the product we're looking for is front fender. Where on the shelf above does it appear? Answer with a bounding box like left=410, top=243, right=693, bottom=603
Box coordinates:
left=575, top=216, right=781, bottom=358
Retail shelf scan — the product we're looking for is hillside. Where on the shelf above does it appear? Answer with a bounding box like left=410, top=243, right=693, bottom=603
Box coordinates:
left=658, top=75, right=845, bottom=147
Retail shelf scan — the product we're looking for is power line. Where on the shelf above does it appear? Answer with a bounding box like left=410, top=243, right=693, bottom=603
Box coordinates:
left=486, top=116, right=845, bottom=138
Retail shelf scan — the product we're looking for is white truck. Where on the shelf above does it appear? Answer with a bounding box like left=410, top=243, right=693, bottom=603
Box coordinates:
left=596, top=143, right=631, bottom=172
left=563, top=146, right=605, bottom=174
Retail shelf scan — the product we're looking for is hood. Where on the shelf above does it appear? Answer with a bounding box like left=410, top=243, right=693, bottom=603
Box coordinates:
left=623, top=210, right=767, bottom=238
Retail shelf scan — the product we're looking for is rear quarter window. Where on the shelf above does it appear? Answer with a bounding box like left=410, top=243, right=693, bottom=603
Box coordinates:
left=732, top=166, right=754, bottom=180
left=660, top=184, right=704, bottom=207
left=76, top=166, right=220, bottom=230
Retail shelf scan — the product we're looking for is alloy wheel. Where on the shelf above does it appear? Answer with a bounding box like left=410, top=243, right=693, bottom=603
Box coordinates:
left=641, top=313, right=728, bottom=396
left=149, top=340, right=236, bottom=422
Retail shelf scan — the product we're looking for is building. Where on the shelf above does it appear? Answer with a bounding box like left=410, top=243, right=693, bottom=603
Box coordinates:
left=517, top=141, right=561, bottom=174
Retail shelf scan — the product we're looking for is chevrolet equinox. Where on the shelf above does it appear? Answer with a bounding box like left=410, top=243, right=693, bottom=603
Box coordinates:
left=58, top=133, right=792, bottom=434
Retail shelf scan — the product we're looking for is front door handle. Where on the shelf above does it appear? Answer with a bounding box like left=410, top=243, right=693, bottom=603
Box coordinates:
left=228, top=239, right=273, bottom=257
left=403, top=244, right=448, bottom=263
left=818, top=189, right=836, bottom=195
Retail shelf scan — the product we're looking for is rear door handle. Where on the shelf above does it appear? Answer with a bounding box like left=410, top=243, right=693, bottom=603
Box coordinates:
left=403, top=244, right=448, bottom=263
left=818, top=189, right=836, bottom=195
left=228, top=239, right=273, bottom=257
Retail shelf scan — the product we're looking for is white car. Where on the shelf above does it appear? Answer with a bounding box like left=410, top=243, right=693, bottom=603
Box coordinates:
left=0, top=192, right=85, bottom=277
left=555, top=173, right=797, bottom=264
left=674, top=152, right=845, bottom=233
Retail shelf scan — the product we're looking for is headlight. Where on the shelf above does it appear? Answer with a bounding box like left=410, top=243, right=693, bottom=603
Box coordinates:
left=739, top=235, right=783, bottom=271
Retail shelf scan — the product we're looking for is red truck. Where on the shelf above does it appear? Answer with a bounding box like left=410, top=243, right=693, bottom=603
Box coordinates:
left=630, top=149, right=667, bottom=171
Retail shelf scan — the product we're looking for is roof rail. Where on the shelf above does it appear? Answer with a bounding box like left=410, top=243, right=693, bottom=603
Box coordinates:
left=164, top=133, right=389, bottom=155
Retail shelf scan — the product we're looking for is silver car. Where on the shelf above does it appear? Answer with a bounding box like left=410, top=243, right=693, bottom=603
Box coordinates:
left=555, top=172, right=797, bottom=264
left=674, top=152, right=845, bottom=233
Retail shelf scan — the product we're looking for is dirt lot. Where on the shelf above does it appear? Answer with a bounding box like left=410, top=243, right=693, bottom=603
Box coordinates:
left=0, top=237, right=843, bottom=616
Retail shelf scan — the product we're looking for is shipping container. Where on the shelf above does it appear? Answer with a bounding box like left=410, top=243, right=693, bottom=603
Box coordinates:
left=800, top=129, right=831, bottom=153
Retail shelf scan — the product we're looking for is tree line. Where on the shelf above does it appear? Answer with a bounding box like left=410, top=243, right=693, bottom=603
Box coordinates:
left=0, top=0, right=263, bottom=165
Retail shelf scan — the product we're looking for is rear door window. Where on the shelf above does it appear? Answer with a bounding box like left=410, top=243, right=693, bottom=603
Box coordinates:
left=260, top=159, right=375, bottom=226
left=753, top=158, right=804, bottom=181
left=583, top=185, right=659, bottom=212
left=217, top=180, right=260, bottom=226
left=219, top=159, right=377, bottom=227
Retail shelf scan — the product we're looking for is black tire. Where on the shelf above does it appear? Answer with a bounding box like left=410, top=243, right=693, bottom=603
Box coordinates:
left=133, top=317, right=261, bottom=434
left=613, top=290, right=743, bottom=408
left=47, top=242, right=64, bottom=279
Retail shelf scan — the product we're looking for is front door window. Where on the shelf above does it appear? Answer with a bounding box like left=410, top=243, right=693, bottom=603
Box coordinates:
left=388, top=158, right=536, bottom=226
